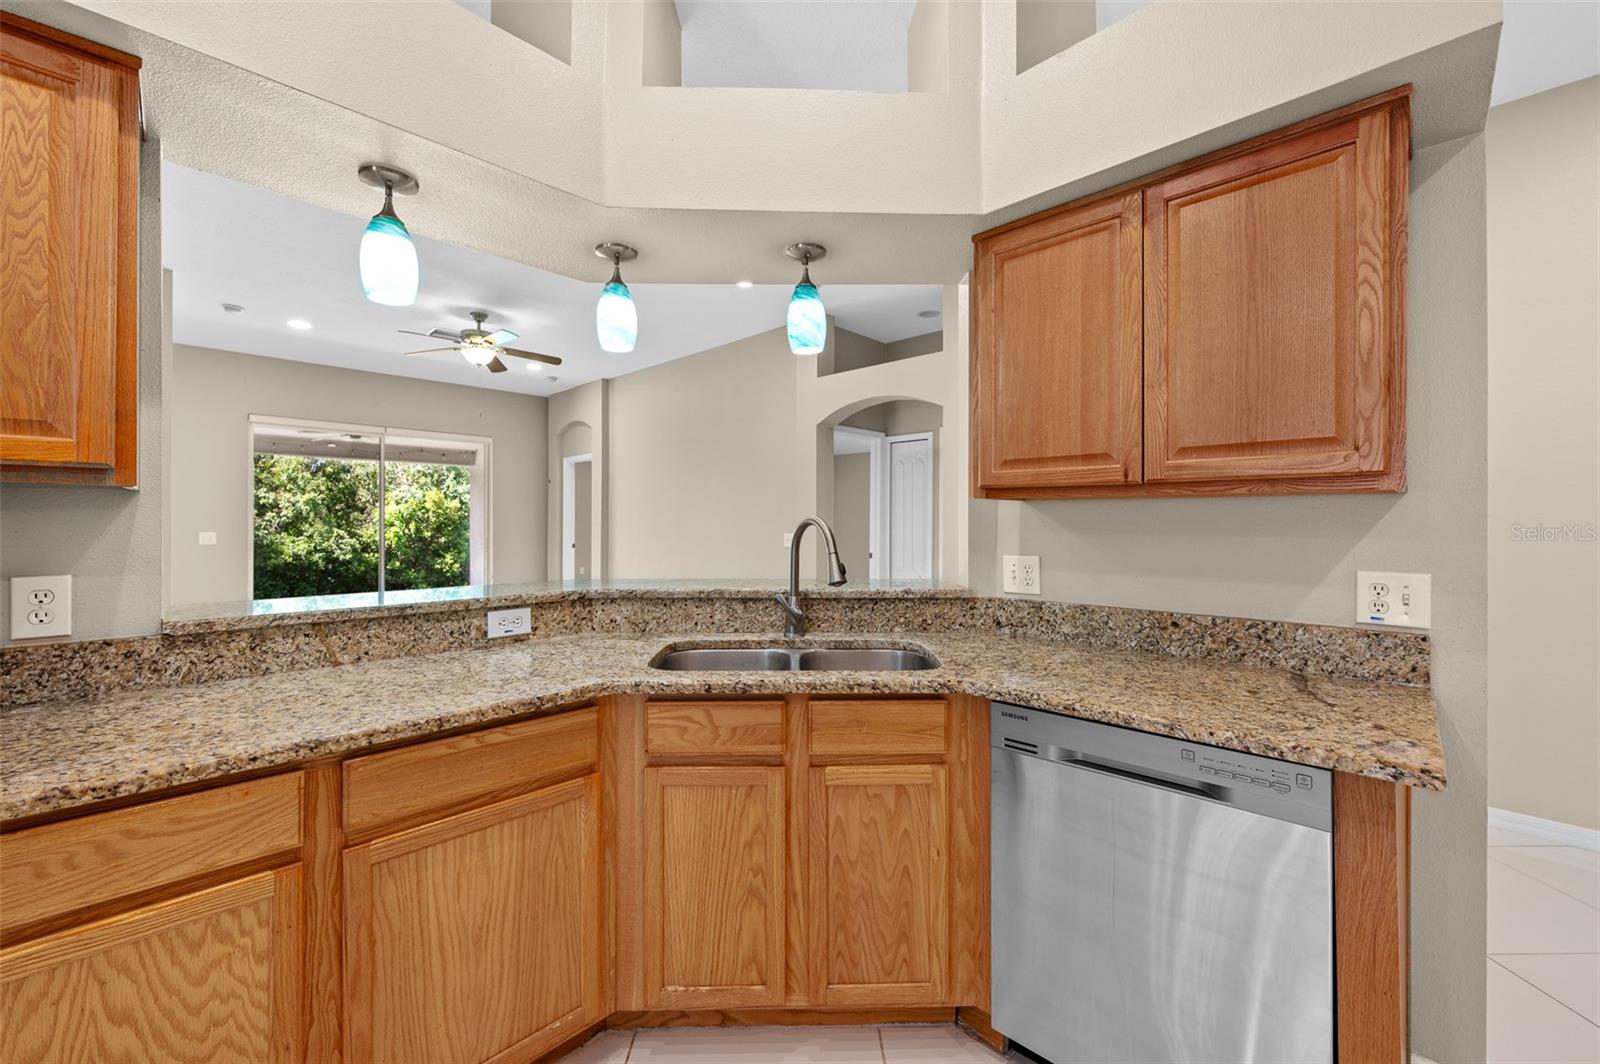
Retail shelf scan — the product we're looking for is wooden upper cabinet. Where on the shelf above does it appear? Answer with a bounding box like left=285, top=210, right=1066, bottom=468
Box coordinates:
left=343, top=775, right=601, bottom=1064
left=971, top=87, right=1409, bottom=498
left=643, top=765, right=786, bottom=1008
left=1144, top=104, right=1406, bottom=488
left=0, top=15, right=140, bottom=486
left=973, top=191, right=1143, bottom=491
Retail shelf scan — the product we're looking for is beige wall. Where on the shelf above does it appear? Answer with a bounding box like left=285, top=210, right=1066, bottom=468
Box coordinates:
left=971, top=134, right=1491, bottom=1062
left=0, top=142, right=165, bottom=645
left=832, top=452, right=872, bottom=582
left=1487, top=76, right=1600, bottom=832
left=606, top=328, right=799, bottom=578
left=167, top=345, right=548, bottom=606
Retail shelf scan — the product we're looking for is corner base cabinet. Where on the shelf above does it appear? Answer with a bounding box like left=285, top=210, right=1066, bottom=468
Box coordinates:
left=973, top=87, right=1410, bottom=499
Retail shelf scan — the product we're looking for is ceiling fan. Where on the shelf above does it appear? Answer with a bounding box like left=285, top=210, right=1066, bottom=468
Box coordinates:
left=398, top=311, right=563, bottom=374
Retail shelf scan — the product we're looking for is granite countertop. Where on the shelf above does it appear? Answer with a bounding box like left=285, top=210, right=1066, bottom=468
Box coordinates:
left=0, top=630, right=1445, bottom=822
left=161, top=579, right=969, bottom=635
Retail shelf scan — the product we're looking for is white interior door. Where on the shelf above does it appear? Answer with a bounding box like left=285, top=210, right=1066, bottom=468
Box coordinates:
left=887, top=433, right=934, bottom=581
left=562, top=454, right=592, bottom=581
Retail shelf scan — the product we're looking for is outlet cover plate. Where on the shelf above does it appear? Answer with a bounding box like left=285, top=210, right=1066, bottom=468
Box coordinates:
left=10, top=575, right=72, bottom=639
left=1356, top=570, right=1431, bottom=629
left=487, top=606, right=532, bottom=639
left=1003, top=555, right=1041, bottom=595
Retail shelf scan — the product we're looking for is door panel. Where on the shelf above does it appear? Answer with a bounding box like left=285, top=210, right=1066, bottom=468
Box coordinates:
left=973, top=191, right=1143, bottom=490
left=344, top=775, right=600, bottom=1064
left=1, top=868, right=302, bottom=1064
left=887, top=435, right=933, bottom=582
left=809, top=764, right=948, bottom=1006
left=644, top=765, right=786, bottom=1008
left=1144, top=112, right=1397, bottom=482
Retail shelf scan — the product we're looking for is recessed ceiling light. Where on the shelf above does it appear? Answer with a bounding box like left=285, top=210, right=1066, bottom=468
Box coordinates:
left=525, top=361, right=543, bottom=373
left=735, top=280, right=754, bottom=289
left=286, top=318, right=313, bottom=330
left=917, top=309, right=941, bottom=319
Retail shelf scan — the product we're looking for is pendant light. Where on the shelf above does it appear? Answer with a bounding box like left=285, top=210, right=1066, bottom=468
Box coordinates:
left=594, top=242, right=638, bottom=353
left=357, top=164, right=420, bottom=307
left=785, top=242, right=827, bottom=355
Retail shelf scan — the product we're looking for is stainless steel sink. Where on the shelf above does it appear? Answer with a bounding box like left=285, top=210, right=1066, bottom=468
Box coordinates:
left=651, top=644, right=939, bottom=672
left=652, top=648, right=794, bottom=671
left=796, top=648, right=938, bottom=671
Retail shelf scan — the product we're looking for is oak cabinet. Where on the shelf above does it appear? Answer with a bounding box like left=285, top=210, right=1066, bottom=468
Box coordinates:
left=0, top=15, right=140, bottom=486
left=342, top=774, right=602, bottom=1064
left=808, top=765, right=949, bottom=1008
left=643, top=765, right=787, bottom=1007
left=972, top=87, right=1409, bottom=499
left=972, top=191, right=1144, bottom=491
left=1, top=867, right=303, bottom=1064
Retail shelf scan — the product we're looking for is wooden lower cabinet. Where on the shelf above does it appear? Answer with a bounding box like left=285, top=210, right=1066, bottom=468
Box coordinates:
left=808, top=765, right=949, bottom=1007
left=643, top=766, right=786, bottom=1008
left=342, top=774, right=601, bottom=1064
left=0, top=867, right=303, bottom=1064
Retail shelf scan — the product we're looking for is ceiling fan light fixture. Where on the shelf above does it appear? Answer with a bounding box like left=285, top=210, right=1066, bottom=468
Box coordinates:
left=459, top=344, right=496, bottom=367
left=358, top=164, right=420, bottom=307
left=594, top=242, right=638, bottom=354
left=785, top=242, right=827, bottom=356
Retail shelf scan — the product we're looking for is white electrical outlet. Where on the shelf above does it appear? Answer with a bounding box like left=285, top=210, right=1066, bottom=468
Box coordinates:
left=1003, top=555, right=1041, bottom=595
left=198, top=531, right=217, bottom=545
left=782, top=531, right=793, bottom=549
left=1356, top=571, right=1431, bottom=629
left=487, top=607, right=532, bottom=639
left=10, top=575, right=72, bottom=639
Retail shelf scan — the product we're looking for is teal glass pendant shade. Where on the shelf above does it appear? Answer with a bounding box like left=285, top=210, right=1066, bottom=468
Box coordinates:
left=596, top=266, right=637, bottom=353
left=359, top=189, right=419, bottom=307
left=787, top=267, right=826, bottom=355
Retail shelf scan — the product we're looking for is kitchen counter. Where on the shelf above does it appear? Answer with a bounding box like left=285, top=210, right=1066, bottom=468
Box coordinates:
left=0, top=629, right=1445, bottom=822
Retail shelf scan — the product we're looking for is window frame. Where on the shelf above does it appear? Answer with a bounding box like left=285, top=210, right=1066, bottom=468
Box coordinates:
left=246, top=414, right=494, bottom=602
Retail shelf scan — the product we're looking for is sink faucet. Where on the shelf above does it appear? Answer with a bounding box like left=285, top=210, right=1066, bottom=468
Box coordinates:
left=776, top=516, right=848, bottom=637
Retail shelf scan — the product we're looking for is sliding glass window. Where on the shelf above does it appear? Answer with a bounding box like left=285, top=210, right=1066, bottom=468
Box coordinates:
left=250, top=419, right=489, bottom=602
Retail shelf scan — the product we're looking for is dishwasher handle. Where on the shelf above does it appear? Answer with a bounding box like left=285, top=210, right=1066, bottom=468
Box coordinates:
left=1054, top=751, right=1228, bottom=804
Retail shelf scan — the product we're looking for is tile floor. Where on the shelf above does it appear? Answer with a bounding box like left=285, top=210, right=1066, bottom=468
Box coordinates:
left=1487, top=825, right=1600, bottom=1063
left=557, top=826, right=1600, bottom=1063
left=554, top=1023, right=1009, bottom=1063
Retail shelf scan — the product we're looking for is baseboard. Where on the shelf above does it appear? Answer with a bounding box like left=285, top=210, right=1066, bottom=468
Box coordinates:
left=1490, top=807, right=1600, bottom=852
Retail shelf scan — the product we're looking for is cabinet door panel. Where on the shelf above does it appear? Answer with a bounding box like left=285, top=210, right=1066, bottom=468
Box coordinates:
left=809, top=765, right=948, bottom=1007
left=1145, top=111, right=1399, bottom=482
left=644, top=765, right=786, bottom=1008
left=0, top=20, right=137, bottom=481
left=344, top=775, right=600, bottom=1064
left=974, top=191, right=1143, bottom=490
left=1, top=868, right=302, bottom=1064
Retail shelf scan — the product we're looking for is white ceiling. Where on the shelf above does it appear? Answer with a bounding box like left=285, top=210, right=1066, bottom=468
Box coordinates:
left=162, top=163, right=942, bottom=397
left=675, top=0, right=917, bottom=91
left=1491, top=0, right=1600, bottom=106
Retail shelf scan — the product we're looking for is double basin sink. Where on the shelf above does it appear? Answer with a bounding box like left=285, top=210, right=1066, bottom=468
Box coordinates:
left=652, top=644, right=939, bottom=672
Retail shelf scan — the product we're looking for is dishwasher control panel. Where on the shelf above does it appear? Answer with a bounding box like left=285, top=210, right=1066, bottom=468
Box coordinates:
left=993, top=702, right=1333, bottom=829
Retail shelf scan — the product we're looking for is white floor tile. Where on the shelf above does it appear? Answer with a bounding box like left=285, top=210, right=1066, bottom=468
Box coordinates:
left=1491, top=846, right=1600, bottom=909
left=880, top=1024, right=1007, bottom=1063
left=1490, top=825, right=1561, bottom=847
left=552, top=1029, right=634, bottom=1064
left=1488, top=959, right=1600, bottom=1063
left=1493, top=954, right=1600, bottom=1027
left=627, top=1025, right=885, bottom=1063
left=1489, top=859, right=1600, bottom=954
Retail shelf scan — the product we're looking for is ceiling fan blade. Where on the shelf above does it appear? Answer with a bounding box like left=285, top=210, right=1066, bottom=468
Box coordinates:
left=499, top=347, right=563, bottom=367
left=484, top=328, right=519, bottom=346
left=428, top=328, right=462, bottom=342
left=486, top=356, right=508, bottom=374
left=397, top=329, right=441, bottom=338
left=404, top=347, right=461, bottom=356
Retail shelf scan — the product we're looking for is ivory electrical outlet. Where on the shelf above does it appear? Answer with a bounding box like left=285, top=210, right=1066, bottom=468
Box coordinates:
left=10, top=575, right=72, bottom=639
left=488, top=607, right=532, bottom=638
left=1356, top=571, right=1431, bottom=629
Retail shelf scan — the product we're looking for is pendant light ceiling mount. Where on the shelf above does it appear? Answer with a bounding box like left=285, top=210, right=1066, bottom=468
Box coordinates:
left=356, top=163, right=420, bottom=196
left=594, top=241, right=638, bottom=265
left=785, top=242, right=827, bottom=266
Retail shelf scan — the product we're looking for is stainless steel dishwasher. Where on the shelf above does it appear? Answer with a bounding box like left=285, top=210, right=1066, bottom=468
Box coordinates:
left=991, top=703, right=1334, bottom=1064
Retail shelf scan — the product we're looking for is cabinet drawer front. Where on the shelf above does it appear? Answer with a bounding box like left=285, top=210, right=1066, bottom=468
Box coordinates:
left=343, top=707, right=597, bottom=838
left=646, top=700, right=786, bottom=758
left=809, top=700, right=947, bottom=759
left=1, top=772, right=303, bottom=940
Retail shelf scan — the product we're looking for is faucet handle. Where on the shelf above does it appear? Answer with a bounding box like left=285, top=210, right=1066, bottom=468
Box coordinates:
left=774, top=591, right=803, bottom=620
